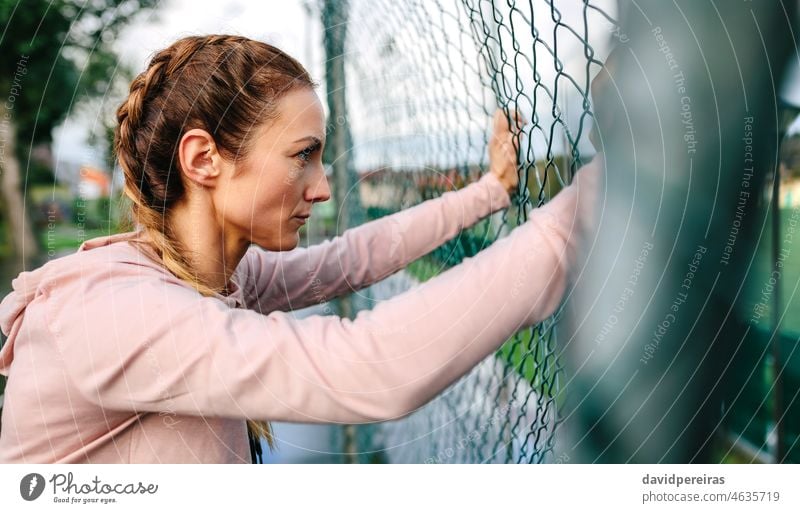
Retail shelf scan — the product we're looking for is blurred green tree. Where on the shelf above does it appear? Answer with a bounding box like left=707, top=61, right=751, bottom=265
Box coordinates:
left=0, top=0, right=157, bottom=269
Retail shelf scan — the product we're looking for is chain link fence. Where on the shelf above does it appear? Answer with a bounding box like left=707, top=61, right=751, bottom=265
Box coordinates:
left=319, top=0, right=618, bottom=463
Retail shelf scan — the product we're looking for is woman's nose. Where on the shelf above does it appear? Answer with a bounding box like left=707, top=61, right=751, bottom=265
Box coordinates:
left=307, top=170, right=331, bottom=203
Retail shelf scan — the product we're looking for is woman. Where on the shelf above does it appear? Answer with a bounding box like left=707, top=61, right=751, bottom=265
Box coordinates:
left=0, top=35, right=599, bottom=463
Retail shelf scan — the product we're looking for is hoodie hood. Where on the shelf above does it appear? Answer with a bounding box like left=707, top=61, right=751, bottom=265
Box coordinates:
left=0, top=259, right=54, bottom=375
left=0, top=263, right=51, bottom=346
left=0, top=231, right=150, bottom=375
left=0, top=230, right=247, bottom=375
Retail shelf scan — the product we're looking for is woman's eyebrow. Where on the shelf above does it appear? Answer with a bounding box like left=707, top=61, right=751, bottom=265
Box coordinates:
left=292, top=135, right=323, bottom=146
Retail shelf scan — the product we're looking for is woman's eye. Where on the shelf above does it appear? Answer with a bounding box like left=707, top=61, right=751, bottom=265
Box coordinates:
left=295, top=143, right=320, bottom=163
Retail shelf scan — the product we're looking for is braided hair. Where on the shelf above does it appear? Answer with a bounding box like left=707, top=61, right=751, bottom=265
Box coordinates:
left=114, top=34, right=316, bottom=462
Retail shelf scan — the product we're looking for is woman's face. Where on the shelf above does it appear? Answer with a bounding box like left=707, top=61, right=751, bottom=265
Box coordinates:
left=224, top=87, right=331, bottom=251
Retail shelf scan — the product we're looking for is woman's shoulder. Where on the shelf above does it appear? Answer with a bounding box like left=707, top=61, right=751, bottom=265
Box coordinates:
left=53, top=231, right=249, bottom=309
left=0, top=232, right=180, bottom=346
left=76, top=230, right=161, bottom=267
left=38, top=234, right=204, bottom=336
left=38, top=231, right=186, bottom=303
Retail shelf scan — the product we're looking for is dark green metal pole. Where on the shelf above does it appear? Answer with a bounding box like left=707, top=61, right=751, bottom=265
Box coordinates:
left=321, top=0, right=363, bottom=464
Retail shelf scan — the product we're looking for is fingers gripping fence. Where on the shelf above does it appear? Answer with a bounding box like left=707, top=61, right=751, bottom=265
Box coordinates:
left=320, top=0, right=618, bottom=463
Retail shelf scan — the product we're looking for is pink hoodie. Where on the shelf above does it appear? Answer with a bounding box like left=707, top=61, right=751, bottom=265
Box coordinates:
left=0, top=159, right=599, bottom=463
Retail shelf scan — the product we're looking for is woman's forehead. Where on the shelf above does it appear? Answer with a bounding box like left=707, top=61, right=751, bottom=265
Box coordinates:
left=279, top=89, right=324, bottom=123
left=255, top=89, right=323, bottom=142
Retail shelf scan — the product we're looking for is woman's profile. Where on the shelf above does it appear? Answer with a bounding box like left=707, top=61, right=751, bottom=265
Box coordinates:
left=0, top=34, right=599, bottom=463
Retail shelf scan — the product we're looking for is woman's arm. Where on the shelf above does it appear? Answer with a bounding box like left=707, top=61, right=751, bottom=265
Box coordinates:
left=47, top=157, right=599, bottom=424
left=239, top=171, right=511, bottom=313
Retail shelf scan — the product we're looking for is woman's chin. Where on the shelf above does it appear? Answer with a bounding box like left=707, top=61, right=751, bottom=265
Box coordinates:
left=287, top=233, right=301, bottom=249
left=251, top=233, right=299, bottom=252
left=277, top=232, right=300, bottom=251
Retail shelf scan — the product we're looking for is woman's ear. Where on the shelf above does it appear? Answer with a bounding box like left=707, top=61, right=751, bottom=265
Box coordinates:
left=178, top=128, right=225, bottom=188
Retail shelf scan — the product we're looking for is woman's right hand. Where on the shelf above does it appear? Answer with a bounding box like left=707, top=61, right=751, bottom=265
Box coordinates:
left=489, top=108, right=524, bottom=196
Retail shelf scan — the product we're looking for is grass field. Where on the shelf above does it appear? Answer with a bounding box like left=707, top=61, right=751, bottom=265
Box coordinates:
left=38, top=224, right=111, bottom=254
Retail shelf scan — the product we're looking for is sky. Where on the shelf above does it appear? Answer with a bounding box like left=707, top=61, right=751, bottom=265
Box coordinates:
left=342, top=0, right=618, bottom=170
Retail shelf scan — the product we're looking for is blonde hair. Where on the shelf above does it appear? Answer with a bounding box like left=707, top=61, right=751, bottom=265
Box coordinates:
left=114, top=34, right=316, bottom=453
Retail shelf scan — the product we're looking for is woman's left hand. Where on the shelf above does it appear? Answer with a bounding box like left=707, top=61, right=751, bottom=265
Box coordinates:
left=489, top=108, right=524, bottom=196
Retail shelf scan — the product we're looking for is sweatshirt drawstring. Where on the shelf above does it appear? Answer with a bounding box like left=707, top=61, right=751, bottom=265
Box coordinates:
left=248, top=428, right=263, bottom=464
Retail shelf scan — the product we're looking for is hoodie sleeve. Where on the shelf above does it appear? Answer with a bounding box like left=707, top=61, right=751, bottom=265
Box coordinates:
left=239, top=171, right=511, bottom=313
left=44, top=159, right=599, bottom=424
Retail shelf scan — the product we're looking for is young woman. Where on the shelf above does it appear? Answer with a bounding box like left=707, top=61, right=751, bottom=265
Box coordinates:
left=0, top=35, right=599, bottom=463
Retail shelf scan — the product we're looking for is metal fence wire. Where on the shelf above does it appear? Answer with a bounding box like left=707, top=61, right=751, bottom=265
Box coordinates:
left=319, top=0, right=619, bottom=463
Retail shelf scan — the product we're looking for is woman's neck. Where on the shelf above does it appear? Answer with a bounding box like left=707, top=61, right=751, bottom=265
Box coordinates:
left=168, top=193, right=249, bottom=294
